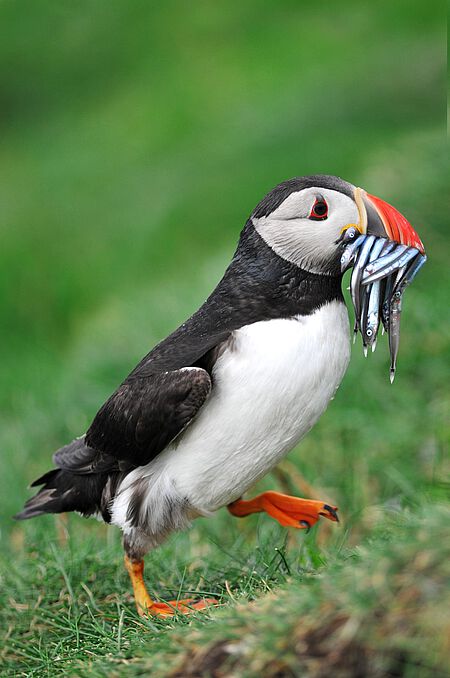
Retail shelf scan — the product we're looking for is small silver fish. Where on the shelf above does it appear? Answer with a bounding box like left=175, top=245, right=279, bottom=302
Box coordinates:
left=363, top=247, right=418, bottom=285
left=361, top=243, right=408, bottom=280
left=393, top=253, right=427, bottom=295
left=350, top=235, right=376, bottom=330
left=366, top=280, right=381, bottom=350
left=389, top=290, right=403, bottom=383
left=381, top=275, right=394, bottom=334
left=340, top=233, right=367, bottom=272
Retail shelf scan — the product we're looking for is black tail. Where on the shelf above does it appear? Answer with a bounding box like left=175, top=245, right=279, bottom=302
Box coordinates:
left=14, top=437, right=122, bottom=522
left=14, top=468, right=108, bottom=520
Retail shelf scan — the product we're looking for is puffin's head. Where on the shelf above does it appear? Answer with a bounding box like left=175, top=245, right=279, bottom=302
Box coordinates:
left=250, top=175, right=424, bottom=274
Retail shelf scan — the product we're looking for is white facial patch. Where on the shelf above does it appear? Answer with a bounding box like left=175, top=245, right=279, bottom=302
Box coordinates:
left=252, top=187, right=358, bottom=274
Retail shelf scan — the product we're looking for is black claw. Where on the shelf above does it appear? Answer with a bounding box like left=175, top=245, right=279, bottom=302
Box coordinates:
left=323, top=504, right=339, bottom=522
left=299, top=520, right=310, bottom=531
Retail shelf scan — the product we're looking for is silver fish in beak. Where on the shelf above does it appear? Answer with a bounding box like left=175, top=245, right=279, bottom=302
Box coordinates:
left=340, top=189, right=427, bottom=380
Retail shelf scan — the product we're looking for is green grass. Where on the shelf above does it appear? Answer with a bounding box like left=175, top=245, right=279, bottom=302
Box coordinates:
left=0, top=2, right=448, bottom=676
left=2, top=506, right=449, bottom=677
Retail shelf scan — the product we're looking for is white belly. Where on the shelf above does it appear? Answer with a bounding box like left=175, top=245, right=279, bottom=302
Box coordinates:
left=157, top=299, right=350, bottom=512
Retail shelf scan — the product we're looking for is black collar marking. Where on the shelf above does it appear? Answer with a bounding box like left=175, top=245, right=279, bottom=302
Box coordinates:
left=127, top=224, right=344, bottom=378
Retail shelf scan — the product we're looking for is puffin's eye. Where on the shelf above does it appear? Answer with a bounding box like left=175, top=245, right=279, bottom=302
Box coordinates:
left=309, top=199, right=328, bottom=221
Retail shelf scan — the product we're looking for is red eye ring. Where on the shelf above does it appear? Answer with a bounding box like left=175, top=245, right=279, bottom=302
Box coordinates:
left=309, top=198, right=328, bottom=220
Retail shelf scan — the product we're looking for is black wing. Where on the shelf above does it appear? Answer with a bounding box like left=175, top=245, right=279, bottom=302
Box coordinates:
left=52, top=436, right=120, bottom=475
left=85, top=367, right=211, bottom=467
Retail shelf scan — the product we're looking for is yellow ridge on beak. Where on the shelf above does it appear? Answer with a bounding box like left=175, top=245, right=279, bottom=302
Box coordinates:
left=339, top=188, right=368, bottom=235
left=353, top=187, right=368, bottom=235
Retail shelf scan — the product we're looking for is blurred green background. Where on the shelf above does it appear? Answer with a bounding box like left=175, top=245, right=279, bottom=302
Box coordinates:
left=0, top=1, right=448, bottom=674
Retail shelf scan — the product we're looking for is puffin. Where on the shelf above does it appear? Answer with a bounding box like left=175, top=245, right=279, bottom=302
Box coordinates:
left=16, top=175, right=423, bottom=616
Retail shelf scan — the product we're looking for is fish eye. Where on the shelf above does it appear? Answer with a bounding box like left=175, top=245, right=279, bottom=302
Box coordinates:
left=309, top=199, right=328, bottom=221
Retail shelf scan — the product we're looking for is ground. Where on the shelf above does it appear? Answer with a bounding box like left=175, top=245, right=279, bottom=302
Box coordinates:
left=0, top=2, right=448, bottom=676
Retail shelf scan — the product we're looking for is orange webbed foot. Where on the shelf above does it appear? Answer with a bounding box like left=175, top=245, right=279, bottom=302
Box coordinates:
left=228, top=490, right=339, bottom=530
left=124, top=555, right=218, bottom=617
left=148, top=597, right=218, bottom=617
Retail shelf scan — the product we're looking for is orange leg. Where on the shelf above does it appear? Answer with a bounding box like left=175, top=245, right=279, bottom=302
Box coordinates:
left=228, top=491, right=339, bottom=530
left=124, top=556, right=217, bottom=617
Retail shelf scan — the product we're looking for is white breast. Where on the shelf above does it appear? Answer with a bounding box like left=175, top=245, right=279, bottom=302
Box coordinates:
left=150, top=299, right=351, bottom=513
left=111, top=301, right=350, bottom=533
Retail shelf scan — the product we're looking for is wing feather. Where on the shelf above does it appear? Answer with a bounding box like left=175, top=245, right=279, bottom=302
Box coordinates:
left=85, top=367, right=211, bottom=467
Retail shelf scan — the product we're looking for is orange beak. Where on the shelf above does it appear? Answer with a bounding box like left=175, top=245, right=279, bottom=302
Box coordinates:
left=355, top=187, right=425, bottom=254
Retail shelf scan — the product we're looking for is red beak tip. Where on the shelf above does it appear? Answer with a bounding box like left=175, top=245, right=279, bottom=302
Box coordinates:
left=366, top=192, right=425, bottom=254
